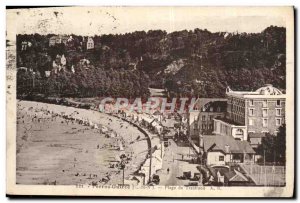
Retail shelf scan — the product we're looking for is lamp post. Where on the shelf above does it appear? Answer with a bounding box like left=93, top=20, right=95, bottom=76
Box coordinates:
left=264, top=149, right=267, bottom=186
left=148, top=145, right=158, bottom=184
left=199, top=130, right=204, bottom=165
left=149, top=146, right=152, bottom=184
left=120, top=162, right=125, bottom=185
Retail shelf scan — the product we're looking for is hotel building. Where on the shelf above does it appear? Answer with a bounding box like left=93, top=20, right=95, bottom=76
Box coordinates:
left=213, top=84, right=285, bottom=141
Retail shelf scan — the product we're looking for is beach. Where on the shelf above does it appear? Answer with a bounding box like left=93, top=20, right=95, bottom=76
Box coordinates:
left=16, top=100, right=149, bottom=185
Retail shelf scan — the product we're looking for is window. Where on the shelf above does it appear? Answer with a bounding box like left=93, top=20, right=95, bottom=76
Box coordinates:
left=219, top=156, right=224, bottom=161
left=276, top=108, right=281, bottom=116
left=276, top=100, right=281, bottom=107
left=202, top=115, right=206, bottom=121
left=263, top=100, right=268, bottom=108
left=236, top=129, right=244, bottom=136
left=249, top=118, right=253, bottom=126
left=263, top=118, right=268, bottom=127
left=262, top=109, right=268, bottom=117
left=209, top=124, right=213, bottom=130
left=250, top=99, right=254, bottom=106
left=249, top=108, right=254, bottom=116
left=276, top=118, right=282, bottom=126
left=209, top=115, right=213, bottom=121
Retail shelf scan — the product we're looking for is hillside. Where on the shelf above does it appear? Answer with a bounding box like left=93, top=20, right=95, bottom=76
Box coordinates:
left=15, top=26, right=286, bottom=98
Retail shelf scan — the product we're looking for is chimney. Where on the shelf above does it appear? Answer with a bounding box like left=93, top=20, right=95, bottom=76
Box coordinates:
left=199, top=134, right=204, bottom=148
left=225, top=144, right=230, bottom=153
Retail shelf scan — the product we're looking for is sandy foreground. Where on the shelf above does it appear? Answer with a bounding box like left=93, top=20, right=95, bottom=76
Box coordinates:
left=16, top=100, right=149, bottom=185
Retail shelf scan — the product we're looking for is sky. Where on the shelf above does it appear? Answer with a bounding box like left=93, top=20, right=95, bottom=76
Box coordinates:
left=6, top=7, right=287, bottom=39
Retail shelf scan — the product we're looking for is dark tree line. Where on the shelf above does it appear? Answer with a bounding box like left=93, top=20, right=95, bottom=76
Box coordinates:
left=17, top=65, right=150, bottom=99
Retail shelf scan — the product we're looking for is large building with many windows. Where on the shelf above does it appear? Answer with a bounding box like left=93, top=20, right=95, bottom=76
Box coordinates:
left=213, top=84, right=285, bottom=141
left=195, top=99, right=227, bottom=136
left=189, top=98, right=227, bottom=140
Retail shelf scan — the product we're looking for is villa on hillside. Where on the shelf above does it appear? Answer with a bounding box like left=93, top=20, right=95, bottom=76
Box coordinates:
left=83, top=37, right=94, bottom=50
left=49, top=35, right=68, bottom=46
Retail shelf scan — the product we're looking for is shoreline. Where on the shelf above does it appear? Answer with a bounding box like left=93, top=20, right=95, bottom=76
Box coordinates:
left=16, top=100, right=150, bottom=186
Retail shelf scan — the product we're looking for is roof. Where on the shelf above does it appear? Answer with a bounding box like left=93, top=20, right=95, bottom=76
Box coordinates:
left=161, top=119, right=177, bottom=128
left=226, top=84, right=285, bottom=97
left=255, top=84, right=283, bottom=95
left=149, top=88, right=166, bottom=97
left=87, top=37, right=94, bottom=41
left=153, top=110, right=161, bottom=115
left=49, top=35, right=69, bottom=40
left=201, top=101, right=227, bottom=112
left=139, top=114, right=154, bottom=123
left=194, top=98, right=227, bottom=110
left=236, top=141, right=256, bottom=154
left=224, top=170, right=236, bottom=180
left=203, top=135, right=255, bottom=154
left=214, top=116, right=242, bottom=126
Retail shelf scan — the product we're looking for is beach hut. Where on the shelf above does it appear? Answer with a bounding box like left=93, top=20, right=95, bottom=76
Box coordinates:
left=151, top=121, right=163, bottom=135
left=94, top=124, right=99, bottom=129
left=101, top=126, right=109, bottom=133
left=118, top=141, right=124, bottom=151
left=115, top=155, right=121, bottom=162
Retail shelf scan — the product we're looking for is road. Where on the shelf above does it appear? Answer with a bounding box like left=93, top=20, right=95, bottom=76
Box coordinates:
left=157, top=139, right=201, bottom=186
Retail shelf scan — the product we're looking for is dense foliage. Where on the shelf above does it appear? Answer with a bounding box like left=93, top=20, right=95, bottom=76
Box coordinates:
left=17, top=65, right=150, bottom=98
left=256, top=124, right=286, bottom=164
left=16, top=26, right=286, bottom=98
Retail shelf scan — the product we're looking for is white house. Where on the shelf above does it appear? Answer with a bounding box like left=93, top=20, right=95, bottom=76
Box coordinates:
left=61, top=54, right=67, bottom=66
left=202, top=135, right=255, bottom=166
left=86, top=37, right=94, bottom=50
left=45, top=71, right=51, bottom=77
left=49, top=35, right=68, bottom=46
left=71, top=65, right=75, bottom=74
left=21, top=41, right=32, bottom=51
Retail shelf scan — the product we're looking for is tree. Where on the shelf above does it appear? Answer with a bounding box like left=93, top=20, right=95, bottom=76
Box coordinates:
left=256, top=124, right=286, bottom=164
left=16, top=26, right=286, bottom=99
left=275, top=124, right=286, bottom=163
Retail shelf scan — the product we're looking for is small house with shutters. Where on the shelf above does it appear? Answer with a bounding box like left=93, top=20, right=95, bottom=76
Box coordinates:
left=202, top=135, right=255, bottom=166
left=82, top=37, right=94, bottom=50
left=87, top=37, right=94, bottom=50
left=21, top=41, right=32, bottom=51
left=49, top=35, right=68, bottom=47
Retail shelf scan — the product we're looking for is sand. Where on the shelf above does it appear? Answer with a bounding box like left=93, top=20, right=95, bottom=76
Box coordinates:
left=16, top=100, right=149, bottom=186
